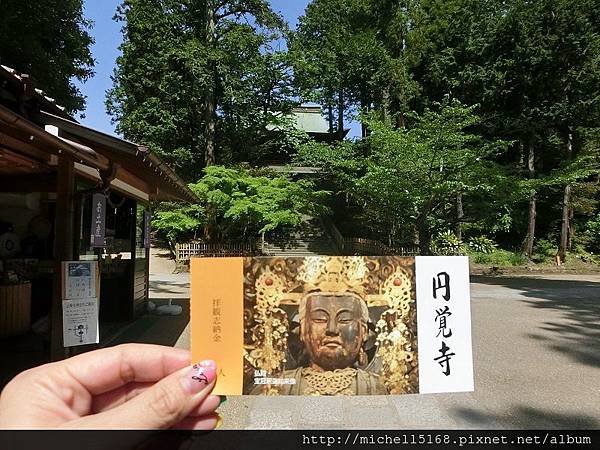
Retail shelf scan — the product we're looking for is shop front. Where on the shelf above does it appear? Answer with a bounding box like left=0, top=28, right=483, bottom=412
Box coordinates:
left=0, top=65, right=196, bottom=377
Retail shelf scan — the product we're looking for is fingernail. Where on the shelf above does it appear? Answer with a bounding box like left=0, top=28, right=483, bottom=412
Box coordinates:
left=219, top=395, right=227, bottom=406
left=215, top=414, right=223, bottom=429
left=198, top=359, right=217, bottom=370
left=181, top=360, right=217, bottom=394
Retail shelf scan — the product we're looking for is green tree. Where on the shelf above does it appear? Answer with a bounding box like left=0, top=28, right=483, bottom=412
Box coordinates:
left=298, top=100, right=509, bottom=254
left=0, top=0, right=95, bottom=113
left=290, top=0, right=403, bottom=137
left=107, top=0, right=291, bottom=179
left=152, top=165, right=330, bottom=247
left=407, top=0, right=600, bottom=259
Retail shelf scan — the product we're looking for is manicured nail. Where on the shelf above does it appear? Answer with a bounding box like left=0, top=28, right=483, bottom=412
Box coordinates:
left=181, top=360, right=217, bottom=394
left=215, top=414, right=223, bottom=429
left=219, top=395, right=227, bottom=406
left=198, top=359, right=217, bottom=370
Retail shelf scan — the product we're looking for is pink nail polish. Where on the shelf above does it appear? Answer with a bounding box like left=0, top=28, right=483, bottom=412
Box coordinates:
left=182, top=361, right=217, bottom=394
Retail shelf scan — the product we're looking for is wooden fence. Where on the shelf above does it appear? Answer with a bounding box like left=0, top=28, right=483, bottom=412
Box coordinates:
left=175, top=241, right=257, bottom=262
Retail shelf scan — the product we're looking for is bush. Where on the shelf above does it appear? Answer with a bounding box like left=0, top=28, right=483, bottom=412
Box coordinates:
left=152, top=166, right=330, bottom=248
left=585, top=214, right=600, bottom=252
left=468, top=236, right=497, bottom=254
left=152, top=204, right=204, bottom=252
left=533, top=238, right=557, bottom=263
left=432, top=231, right=465, bottom=256
left=470, top=250, right=526, bottom=266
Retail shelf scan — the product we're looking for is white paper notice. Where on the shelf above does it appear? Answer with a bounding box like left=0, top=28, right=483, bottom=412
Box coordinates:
left=62, top=299, right=99, bottom=347
left=63, top=261, right=97, bottom=300
left=416, top=256, right=474, bottom=394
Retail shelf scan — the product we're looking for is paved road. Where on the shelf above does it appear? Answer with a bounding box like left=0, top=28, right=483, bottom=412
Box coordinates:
left=127, top=271, right=600, bottom=429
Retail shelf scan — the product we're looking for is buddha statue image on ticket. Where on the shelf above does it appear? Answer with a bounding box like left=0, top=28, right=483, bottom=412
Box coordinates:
left=243, top=256, right=419, bottom=396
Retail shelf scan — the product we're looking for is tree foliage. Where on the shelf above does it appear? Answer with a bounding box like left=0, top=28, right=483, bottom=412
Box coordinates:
left=0, top=0, right=95, bottom=113
left=290, top=0, right=417, bottom=134
left=107, top=0, right=294, bottom=180
left=298, top=100, right=509, bottom=253
left=153, top=166, right=330, bottom=246
left=111, top=0, right=600, bottom=261
left=293, top=0, right=600, bottom=259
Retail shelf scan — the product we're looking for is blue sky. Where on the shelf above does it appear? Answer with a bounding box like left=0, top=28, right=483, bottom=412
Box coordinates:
left=75, top=0, right=357, bottom=138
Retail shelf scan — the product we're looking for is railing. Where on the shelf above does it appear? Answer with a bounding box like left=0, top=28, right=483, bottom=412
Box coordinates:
left=344, top=237, right=419, bottom=256
left=321, top=217, right=345, bottom=253
left=175, top=241, right=257, bottom=262
left=322, top=217, right=419, bottom=256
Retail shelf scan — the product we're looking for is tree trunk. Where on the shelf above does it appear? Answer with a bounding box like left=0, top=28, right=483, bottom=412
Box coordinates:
left=203, top=1, right=217, bottom=166
left=557, top=185, right=571, bottom=265
left=522, top=138, right=536, bottom=259
left=567, top=205, right=574, bottom=249
left=328, top=103, right=334, bottom=138
left=557, top=127, right=574, bottom=264
left=416, top=216, right=431, bottom=255
left=337, top=89, right=344, bottom=139
left=382, top=85, right=391, bottom=125
left=523, top=193, right=537, bottom=258
left=396, top=111, right=405, bottom=129
left=455, top=191, right=463, bottom=241
left=413, top=224, right=420, bottom=248
left=360, top=98, right=369, bottom=138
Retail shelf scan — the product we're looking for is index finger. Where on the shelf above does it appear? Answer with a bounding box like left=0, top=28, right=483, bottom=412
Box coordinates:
left=53, top=344, right=191, bottom=396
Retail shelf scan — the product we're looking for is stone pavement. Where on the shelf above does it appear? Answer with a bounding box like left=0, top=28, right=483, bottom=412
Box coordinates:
left=119, top=252, right=600, bottom=429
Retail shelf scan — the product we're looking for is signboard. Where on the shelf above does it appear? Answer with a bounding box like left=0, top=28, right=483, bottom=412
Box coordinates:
left=61, top=261, right=100, bottom=347
left=62, top=261, right=98, bottom=300
left=62, top=298, right=99, bottom=346
left=415, top=256, right=474, bottom=394
left=143, top=210, right=151, bottom=248
left=90, top=193, right=106, bottom=248
left=190, top=256, right=474, bottom=396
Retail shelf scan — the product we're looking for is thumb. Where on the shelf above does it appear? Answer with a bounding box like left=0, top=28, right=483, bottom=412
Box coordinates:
left=67, top=360, right=218, bottom=429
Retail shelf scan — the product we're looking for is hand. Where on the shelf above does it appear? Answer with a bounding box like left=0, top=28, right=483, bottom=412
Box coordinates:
left=0, top=344, right=221, bottom=429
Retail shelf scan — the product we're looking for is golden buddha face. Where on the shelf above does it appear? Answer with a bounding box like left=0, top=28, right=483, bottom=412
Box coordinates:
left=301, top=294, right=368, bottom=371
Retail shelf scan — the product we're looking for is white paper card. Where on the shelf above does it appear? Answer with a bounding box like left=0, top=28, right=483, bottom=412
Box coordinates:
left=62, top=298, right=99, bottom=347
left=63, top=261, right=97, bottom=300
left=416, top=256, right=474, bottom=393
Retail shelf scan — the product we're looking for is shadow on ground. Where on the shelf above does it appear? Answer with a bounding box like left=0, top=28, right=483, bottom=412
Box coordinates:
left=103, top=298, right=190, bottom=347
left=473, top=276, right=600, bottom=369
left=452, top=405, right=599, bottom=429
left=149, top=280, right=190, bottom=295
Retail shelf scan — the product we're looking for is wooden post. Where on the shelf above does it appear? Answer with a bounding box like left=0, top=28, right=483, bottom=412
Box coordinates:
left=50, top=158, right=75, bottom=361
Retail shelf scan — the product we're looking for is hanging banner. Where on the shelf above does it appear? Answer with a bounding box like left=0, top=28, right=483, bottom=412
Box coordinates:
left=90, top=193, right=106, bottom=248
left=143, top=210, right=151, bottom=248
left=190, top=256, right=474, bottom=396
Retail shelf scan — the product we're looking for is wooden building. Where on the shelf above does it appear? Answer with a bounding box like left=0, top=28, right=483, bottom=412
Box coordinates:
left=0, top=65, right=196, bottom=361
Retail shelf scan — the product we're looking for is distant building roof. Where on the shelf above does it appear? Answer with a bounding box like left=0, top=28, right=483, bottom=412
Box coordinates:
left=291, top=105, right=349, bottom=141
left=292, top=106, right=330, bottom=134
